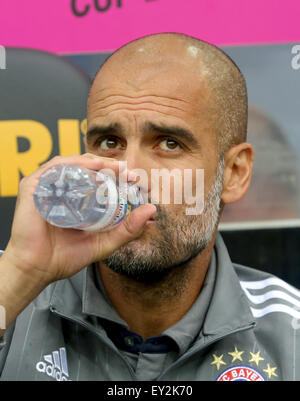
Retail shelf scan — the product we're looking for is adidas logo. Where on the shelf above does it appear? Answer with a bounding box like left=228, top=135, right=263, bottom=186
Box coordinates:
left=36, top=347, right=71, bottom=381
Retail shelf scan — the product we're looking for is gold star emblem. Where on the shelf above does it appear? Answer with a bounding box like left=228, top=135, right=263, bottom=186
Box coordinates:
left=228, top=347, right=244, bottom=363
left=249, top=351, right=264, bottom=367
left=211, top=354, right=226, bottom=371
left=263, top=364, right=278, bottom=379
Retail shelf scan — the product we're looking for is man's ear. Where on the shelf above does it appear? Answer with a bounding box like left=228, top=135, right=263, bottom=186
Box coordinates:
left=221, top=142, right=254, bottom=204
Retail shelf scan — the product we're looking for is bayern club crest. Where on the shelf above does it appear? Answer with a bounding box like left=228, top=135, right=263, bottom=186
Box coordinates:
left=211, top=347, right=278, bottom=380
left=217, top=366, right=265, bottom=381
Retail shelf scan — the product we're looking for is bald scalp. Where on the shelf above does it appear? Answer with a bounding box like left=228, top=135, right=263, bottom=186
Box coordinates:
left=90, top=33, right=248, bottom=155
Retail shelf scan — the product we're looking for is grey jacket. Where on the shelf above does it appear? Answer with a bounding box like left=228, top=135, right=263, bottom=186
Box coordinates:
left=0, top=233, right=300, bottom=381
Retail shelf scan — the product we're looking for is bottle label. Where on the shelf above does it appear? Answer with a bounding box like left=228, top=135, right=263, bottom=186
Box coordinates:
left=111, top=196, right=128, bottom=226
left=111, top=184, right=143, bottom=227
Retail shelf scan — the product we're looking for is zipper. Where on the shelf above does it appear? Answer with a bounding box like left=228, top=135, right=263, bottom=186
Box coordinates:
left=156, top=322, right=256, bottom=380
left=50, top=306, right=138, bottom=381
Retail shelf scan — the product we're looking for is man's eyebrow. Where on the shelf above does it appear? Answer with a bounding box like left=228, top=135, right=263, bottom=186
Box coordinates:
left=145, top=122, right=198, bottom=147
left=86, top=123, right=122, bottom=142
left=86, top=121, right=199, bottom=147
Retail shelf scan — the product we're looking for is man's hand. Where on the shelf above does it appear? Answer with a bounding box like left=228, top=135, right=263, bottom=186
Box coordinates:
left=0, top=154, right=155, bottom=333
left=4, top=153, right=156, bottom=285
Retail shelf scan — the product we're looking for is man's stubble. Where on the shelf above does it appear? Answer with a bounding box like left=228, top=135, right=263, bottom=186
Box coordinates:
left=102, top=159, right=224, bottom=284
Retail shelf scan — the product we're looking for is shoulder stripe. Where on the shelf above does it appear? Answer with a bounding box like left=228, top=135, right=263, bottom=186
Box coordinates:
left=240, top=277, right=300, bottom=298
left=240, top=278, right=300, bottom=319
left=241, top=288, right=300, bottom=308
left=250, top=304, right=300, bottom=319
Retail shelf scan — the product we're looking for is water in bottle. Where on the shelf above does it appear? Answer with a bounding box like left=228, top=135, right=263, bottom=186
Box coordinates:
left=33, top=164, right=144, bottom=231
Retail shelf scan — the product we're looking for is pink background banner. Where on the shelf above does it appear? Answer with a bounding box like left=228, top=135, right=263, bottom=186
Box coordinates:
left=0, top=0, right=299, bottom=54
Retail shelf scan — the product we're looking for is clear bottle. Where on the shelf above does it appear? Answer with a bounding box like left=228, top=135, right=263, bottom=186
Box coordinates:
left=33, top=164, right=144, bottom=231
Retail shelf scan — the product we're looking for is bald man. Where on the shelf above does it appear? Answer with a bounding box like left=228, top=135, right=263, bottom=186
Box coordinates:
left=0, top=33, right=299, bottom=382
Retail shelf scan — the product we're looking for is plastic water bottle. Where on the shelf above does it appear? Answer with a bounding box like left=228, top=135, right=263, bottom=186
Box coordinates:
left=33, top=164, right=144, bottom=232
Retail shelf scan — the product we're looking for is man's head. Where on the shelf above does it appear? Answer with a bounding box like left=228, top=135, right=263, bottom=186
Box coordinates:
left=86, top=33, right=253, bottom=282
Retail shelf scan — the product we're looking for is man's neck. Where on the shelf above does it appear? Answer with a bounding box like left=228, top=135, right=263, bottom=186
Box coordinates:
left=98, top=237, right=215, bottom=340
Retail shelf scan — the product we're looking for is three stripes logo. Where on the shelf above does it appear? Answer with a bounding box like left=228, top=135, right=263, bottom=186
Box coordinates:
left=36, top=347, right=71, bottom=381
left=240, top=277, right=300, bottom=321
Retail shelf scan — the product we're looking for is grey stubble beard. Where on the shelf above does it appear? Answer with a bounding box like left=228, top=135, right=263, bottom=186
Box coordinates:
left=102, top=159, right=224, bottom=284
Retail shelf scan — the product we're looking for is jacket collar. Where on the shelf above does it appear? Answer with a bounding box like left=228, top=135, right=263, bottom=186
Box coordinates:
left=202, top=232, right=255, bottom=337
left=50, top=232, right=255, bottom=338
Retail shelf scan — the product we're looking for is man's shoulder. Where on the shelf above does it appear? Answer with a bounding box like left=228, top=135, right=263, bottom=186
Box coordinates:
left=233, top=262, right=300, bottom=294
left=33, top=267, right=86, bottom=309
left=233, top=262, right=300, bottom=327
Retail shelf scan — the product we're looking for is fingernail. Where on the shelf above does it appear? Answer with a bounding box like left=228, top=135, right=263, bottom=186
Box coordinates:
left=128, top=171, right=138, bottom=181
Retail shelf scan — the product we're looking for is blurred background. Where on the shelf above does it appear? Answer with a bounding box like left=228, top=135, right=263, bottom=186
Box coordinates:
left=0, top=0, right=300, bottom=286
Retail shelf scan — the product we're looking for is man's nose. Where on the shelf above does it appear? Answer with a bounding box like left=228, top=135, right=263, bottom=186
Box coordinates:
left=121, top=143, right=148, bottom=171
left=120, top=143, right=152, bottom=197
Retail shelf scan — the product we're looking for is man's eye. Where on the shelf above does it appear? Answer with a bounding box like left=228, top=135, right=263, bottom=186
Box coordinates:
left=159, top=138, right=180, bottom=151
left=98, top=137, right=121, bottom=150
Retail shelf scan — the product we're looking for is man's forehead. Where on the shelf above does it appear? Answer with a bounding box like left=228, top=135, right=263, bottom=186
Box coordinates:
left=92, top=71, right=204, bottom=97
left=88, top=79, right=211, bottom=132
left=88, top=36, right=216, bottom=131
left=89, top=58, right=211, bottom=111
